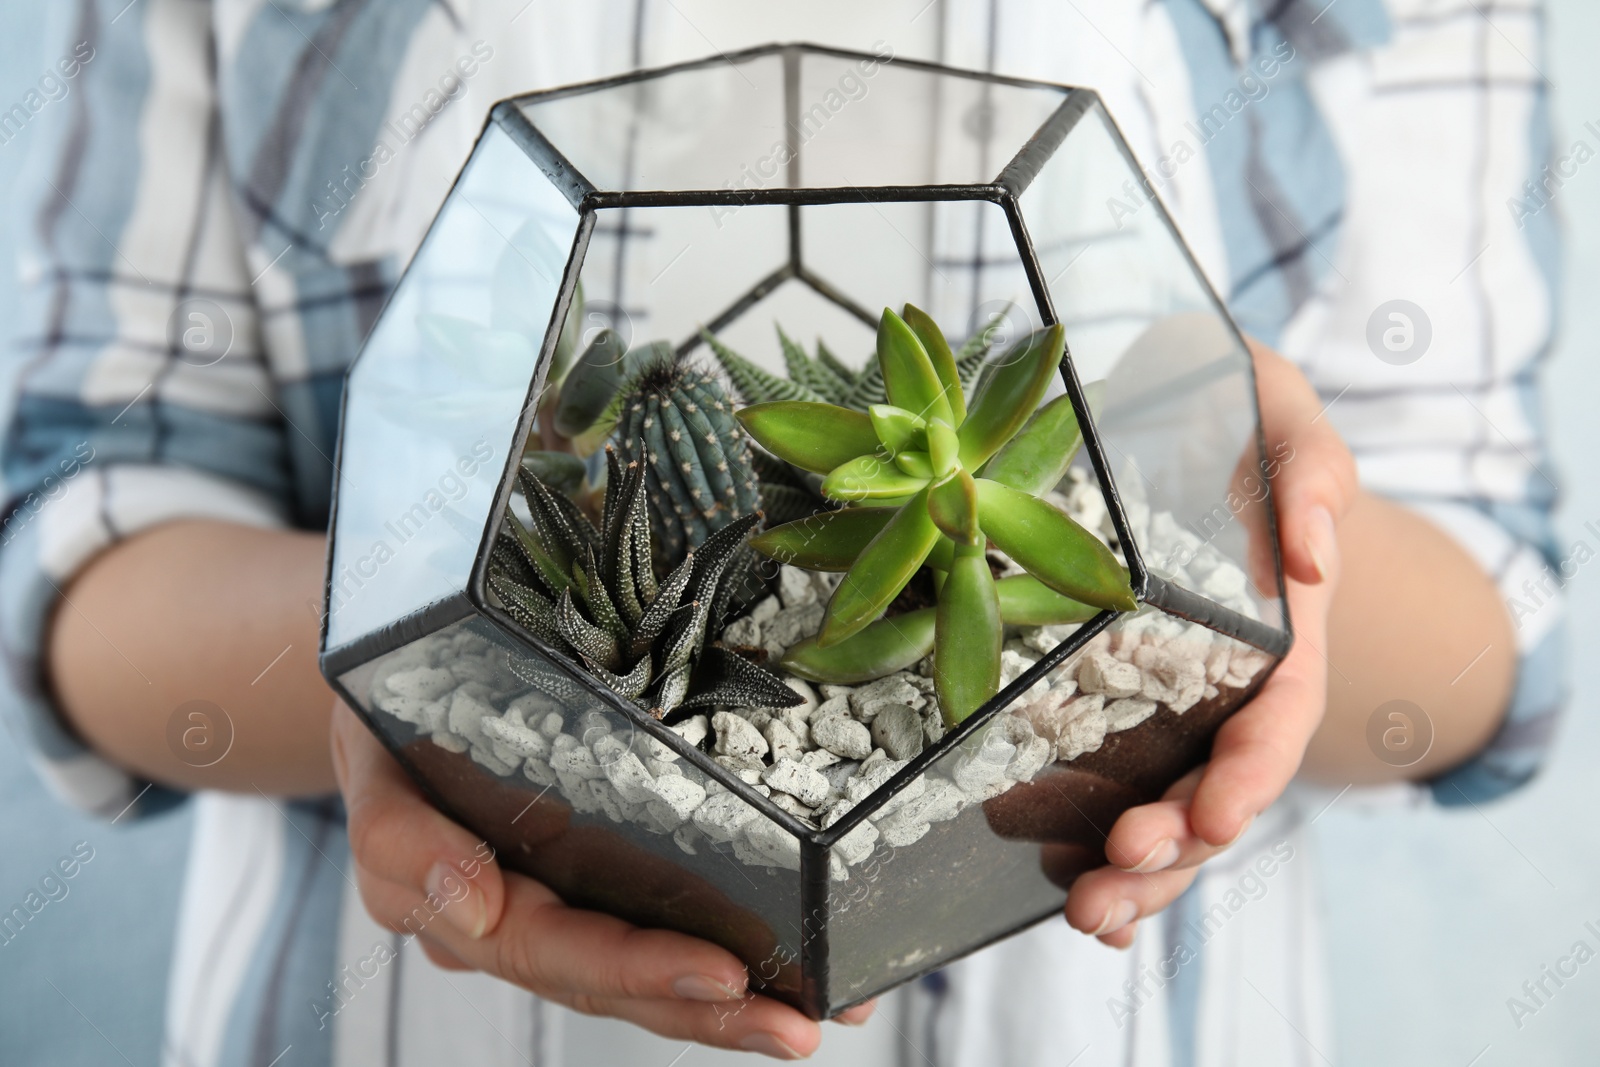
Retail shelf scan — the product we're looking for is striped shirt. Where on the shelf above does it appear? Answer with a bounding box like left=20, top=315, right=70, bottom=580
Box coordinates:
left=0, top=1, right=1562, bottom=1065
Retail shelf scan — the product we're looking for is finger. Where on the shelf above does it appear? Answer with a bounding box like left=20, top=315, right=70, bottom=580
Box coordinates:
left=417, top=934, right=475, bottom=971
left=333, top=701, right=505, bottom=941
left=1247, top=340, right=1358, bottom=587
left=834, top=999, right=878, bottom=1026
left=1188, top=575, right=1338, bottom=845
left=562, top=992, right=822, bottom=1060
left=1102, top=770, right=1211, bottom=873
left=423, top=871, right=756, bottom=1005
left=1099, top=920, right=1138, bottom=950
left=1064, top=865, right=1199, bottom=943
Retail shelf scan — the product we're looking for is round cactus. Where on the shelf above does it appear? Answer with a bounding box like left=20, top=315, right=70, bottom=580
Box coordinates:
left=615, top=356, right=763, bottom=565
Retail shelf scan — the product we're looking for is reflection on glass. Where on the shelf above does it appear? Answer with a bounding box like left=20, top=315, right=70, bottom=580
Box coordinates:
left=327, top=129, right=578, bottom=648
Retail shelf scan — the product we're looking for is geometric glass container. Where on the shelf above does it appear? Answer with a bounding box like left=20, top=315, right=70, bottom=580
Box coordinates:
left=320, top=43, right=1291, bottom=1019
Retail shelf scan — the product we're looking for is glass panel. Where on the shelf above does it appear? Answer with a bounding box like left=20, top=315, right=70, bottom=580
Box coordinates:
left=340, top=614, right=807, bottom=1007
left=327, top=127, right=577, bottom=648
left=823, top=604, right=1280, bottom=1012
left=518, top=54, right=786, bottom=193
left=575, top=203, right=786, bottom=351
left=792, top=51, right=1067, bottom=188
left=1020, top=103, right=1288, bottom=630
left=515, top=49, right=1068, bottom=193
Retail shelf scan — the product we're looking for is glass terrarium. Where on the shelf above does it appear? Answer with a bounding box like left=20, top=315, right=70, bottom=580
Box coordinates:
left=319, top=43, right=1291, bottom=1019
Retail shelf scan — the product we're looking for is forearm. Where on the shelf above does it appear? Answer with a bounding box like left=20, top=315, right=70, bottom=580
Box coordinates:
left=46, top=519, right=337, bottom=796
left=1303, top=491, right=1515, bottom=784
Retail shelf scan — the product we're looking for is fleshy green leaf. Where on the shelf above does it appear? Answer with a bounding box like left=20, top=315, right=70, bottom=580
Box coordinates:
left=735, top=401, right=880, bottom=474
left=781, top=607, right=936, bottom=684
left=935, top=543, right=1002, bottom=726
left=877, top=308, right=954, bottom=425
left=927, top=420, right=959, bottom=479
left=892, top=451, right=935, bottom=481
left=901, top=303, right=965, bottom=424
left=553, top=329, right=627, bottom=436
left=995, top=575, right=1101, bottom=625
left=958, top=325, right=1065, bottom=470
left=869, top=404, right=926, bottom=455
left=820, top=486, right=940, bottom=646
left=749, top=507, right=897, bottom=570
left=975, top=478, right=1137, bottom=611
left=980, top=382, right=1103, bottom=496
left=823, top=455, right=930, bottom=501
left=927, top=469, right=982, bottom=547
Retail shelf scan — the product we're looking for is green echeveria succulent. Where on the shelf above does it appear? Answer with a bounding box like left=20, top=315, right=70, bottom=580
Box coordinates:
left=736, top=305, right=1136, bottom=727
left=488, top=449, right=801, bottom=720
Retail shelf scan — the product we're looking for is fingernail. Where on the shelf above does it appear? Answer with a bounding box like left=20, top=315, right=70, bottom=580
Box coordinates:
left=740, top=1033, right=803, bottom=1060
left=1091, top=898, right=1139, bottom=937
left=672, top=975, right=745, bottom=1002
left=1304, top=505, right=1335, bottom=583
left=426, top=862, right=488, bottom=939
left=1124, top=838, right=1179, bottom=873
left=1223, top=814, right=1257, bottom=848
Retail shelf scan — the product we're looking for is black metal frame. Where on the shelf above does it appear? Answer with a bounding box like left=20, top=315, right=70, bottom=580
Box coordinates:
left=318, top=42, right=1293, bottom=1020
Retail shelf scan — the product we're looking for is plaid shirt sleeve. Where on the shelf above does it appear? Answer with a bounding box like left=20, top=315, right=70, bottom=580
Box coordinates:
left=1283, top=0, right=1564, bottom=804
left=0, top=0, right=292, bottom=818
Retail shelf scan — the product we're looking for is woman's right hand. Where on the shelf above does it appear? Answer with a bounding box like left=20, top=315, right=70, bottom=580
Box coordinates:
left=331, top=700, right=872, bottom=1060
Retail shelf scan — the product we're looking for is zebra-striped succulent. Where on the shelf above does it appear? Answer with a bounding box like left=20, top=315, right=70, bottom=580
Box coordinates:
left=488, top=450, right=800, bottom=719
left=613, top=356, right=763, bottom=566
left=702, top=311, right=1008, bottom=412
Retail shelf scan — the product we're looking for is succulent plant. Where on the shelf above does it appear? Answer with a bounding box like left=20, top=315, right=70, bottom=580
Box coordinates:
left=613, top=355, right=763, bottom=566
left=488, top=450, right=800, bottom=719
left=735, top=305, right=1136, bottom=726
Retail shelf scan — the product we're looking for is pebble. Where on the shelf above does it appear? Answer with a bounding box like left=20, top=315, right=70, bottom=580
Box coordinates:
left=671, top=714, right=709, bottom=748
left=778, top=565, right=818, bottom=609
left=763, top=758, right=832, bottom=807
left=602, top=751, right=658, bottom=805
left=811, top=713, right=872, bottom=759
left=722, top=615, right=761, bottom=648
left=763, top=603, right=825, bottom=658
left=385, top=666, right=456, bottom=701
left=834, top=820, right=879, bottom=865
left=953, top=729, right=1015, bottom=794
left=763, top=719, right=804, bottom=763
left=1076, top=652, right=1143, bottom=698
left=713, top=712, right=769, bottom=761
left=693, top=791, right=758, bottom=842
left=849, top=675, right=922, bottom=721
left=870, top=704, right=925, bottom=761
left=1105, top=696, right=1158, bottom=732
left=750, top=595, right=781, bottom=625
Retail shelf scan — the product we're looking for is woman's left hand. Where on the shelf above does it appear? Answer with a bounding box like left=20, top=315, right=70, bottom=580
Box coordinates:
left=1064, top=340, right=1357, bottom=946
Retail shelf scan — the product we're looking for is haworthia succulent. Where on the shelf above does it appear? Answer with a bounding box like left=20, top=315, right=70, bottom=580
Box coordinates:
left=488, top=457, right=798, bottom=719
left=778, top=325, right=851, bottom=405
left=701, top=328, right=824, bottom=405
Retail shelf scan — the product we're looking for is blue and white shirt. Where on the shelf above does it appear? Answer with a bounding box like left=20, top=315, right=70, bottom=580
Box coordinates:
left=0, top=1, right=1563, bottom=1065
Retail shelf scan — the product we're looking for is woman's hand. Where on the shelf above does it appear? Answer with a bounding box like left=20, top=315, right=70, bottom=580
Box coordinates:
left=331, top=702, right=872, bottom=1060
left=1064, top=341, right=1357, bottom=946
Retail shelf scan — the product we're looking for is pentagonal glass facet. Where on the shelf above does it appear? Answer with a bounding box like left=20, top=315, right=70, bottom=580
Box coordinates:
left=322, top=44, right=1289, bottom=1021
left=326, top=126, right=577, bottom=649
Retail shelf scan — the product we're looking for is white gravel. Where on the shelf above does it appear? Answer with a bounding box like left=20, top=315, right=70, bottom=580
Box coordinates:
left=367, top=488, right=1276, bottom=881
